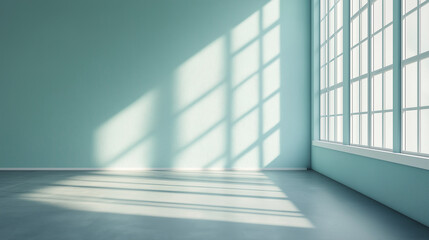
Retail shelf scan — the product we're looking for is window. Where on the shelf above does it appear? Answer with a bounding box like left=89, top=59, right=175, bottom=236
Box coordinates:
left=350, top=0, right=393, bottom=150
left=402, top=0, right=429, bottom=155
left=320, top=0, right=344, bottom=142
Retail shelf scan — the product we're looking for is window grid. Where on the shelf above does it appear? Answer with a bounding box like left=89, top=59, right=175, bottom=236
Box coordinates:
left=402, top=0, right=429, bottom=156
left=320, top=0, right=344, bottom=143
left=350, top=0, right=393, bottom=150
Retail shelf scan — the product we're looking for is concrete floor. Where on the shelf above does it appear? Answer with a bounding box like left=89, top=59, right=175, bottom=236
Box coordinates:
left=0, top=170, right=428, bottom=240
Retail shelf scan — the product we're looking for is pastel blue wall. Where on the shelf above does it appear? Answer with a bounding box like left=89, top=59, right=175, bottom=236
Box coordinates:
left=0, top=0, right=311, bottom=169
left=312, top=147, right=429, bottom=227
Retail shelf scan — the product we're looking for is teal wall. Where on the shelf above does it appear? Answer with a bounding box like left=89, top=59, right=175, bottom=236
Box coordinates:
left=312, top=147, right=429, bottom=227
left=0, top=0, right=311, bottom=169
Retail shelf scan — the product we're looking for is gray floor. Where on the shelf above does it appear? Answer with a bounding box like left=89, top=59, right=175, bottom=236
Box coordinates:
left=0, top=170, right=428, bottom=240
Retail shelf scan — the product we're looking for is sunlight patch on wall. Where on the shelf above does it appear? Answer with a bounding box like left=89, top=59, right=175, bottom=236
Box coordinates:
left=232, top=109, right=259, bottom=157
left=174, top=37, right=226, bottom=112
left=263, top=129, right=280, bottom=166
left=231, top=12, right=260, bottom=52
left=233, top=146, right=260, bottom=169
left=174, top=123, right=227, bottom=168
left=232, top=75, right=259, bottom=120
left=262, top=58, right=281, bottom=98
left=232, top=41, right=260, bottom=87
left=263, top=93, right=280, bottom=133
left=262, top=25, right=280, bottom=64
left=94, top=90, right=158, bottom=166
left=262, top=0, right=279, bottom=29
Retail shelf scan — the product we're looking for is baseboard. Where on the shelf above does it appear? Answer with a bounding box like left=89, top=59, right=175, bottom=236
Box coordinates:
left=0, top=167, right=308, bottom=171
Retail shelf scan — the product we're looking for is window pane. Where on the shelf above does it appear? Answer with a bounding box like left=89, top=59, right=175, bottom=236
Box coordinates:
left=352, top=16, right=360, bottom=46
left=422, top=4, right=429, bottom=53
left=372, top=0, right=382, bottom=33
left=361, top=41, right=368, bottom=75
left=321, top=67, right=326, bottom=89
left=337, top=116, right=343, bottom=142
left=329, top=116, right=335, bottom=141
left=352, top=81, right=360, bottom=113
left=385, top=112, right=393, bottom=149
left=361, top=78, right=368, bottom=112
left=405, top=11, right=418, bottom=58
left=421, top=58, right=429, bottom=106
left=385, top=0, right=393, bottom=24
left=385, top=70, right=393, bottom=110
left=372, top=112, right=383, bottom=148
left=337, top=1, right=343, bottom=30
left=361, top=9, right=368, bottom=40
left=337, top=87, right=343, bottom=114
left=404, top=110, right=418, bottom=152
left=352, top=46, right=360, bottom=78
left=405, top=0, right=418, bottom=14
left=421, top=110, right=429, bottom=154
left=361, top=114, right=368, bottom=145
left=337, top=31, right=343, bottom=56
left=385, top=25, right=393, bottom=66
left=321, top=93, right=326, bottom=116
left=329, top=90, right=335, bottom=115
left=321, top=117, right=326, bottom=140
left=372, top=74, right=383, bottom=111
left=372, top=32, right=383, bottom=71
left=405, top=62, right=418, bottom=108
left=337, top=56, right=343, bottom=83
left=352, top=115, right=360, bottom=144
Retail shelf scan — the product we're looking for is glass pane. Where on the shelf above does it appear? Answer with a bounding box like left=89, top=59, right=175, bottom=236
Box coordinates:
left=361, top=9, right=368, bottom=40
left=361, top=114, right=368, bottom=145
left=329, top=61, right=335, bottom=86
left=321, top=117, right=326, bottom=140
left=321, top=19, right=326, bottom=44
left=329, top=116, right=335, bottom=141
left=361, top=78, right=368, bottom=112
left=361, top=41, right=368, bottom=75
left=329, top=90, right=335, bottom=115
left=352, top=0, right=360, bottom=16
left=337, top=87, right=343, bottom=114
left=337, top=56, right=343, bottom=83
left=421, top=109, right=429, bottom=154
left=352, top=81, right=360, bottom=113
left=352, top=114, right=360, bottom=144
left=385, top=70, right=393, bottom=110
left=405, top=62, right=418, bottom=108
left=405, top=0, right=418, bottom=14
left=385, top=0, right=393, bottom=24
left=331, top=40, right=336, bottom=62
left=337, top=116, right=343, bottom=142
left=372, top=74, right=383, bottom=111
left=385, top=112, right=393, bottom=149
left=337, top=31, right=343, bottom=56
left=352, top=46, right=360, bottom=78
left=329, top=9, right=335, bottom=37
left=321, top=93, right=326, bottom=116
left=405, top=11, right=418, bottom=58
left=372, top=32, right=383, bottom=71
left=352, top=16, right=360, bottom=46
left=372, top=112, right=383, bottom=148
left=422, top=4, right=429, bottom=53
left=421, top=58, right=429, bottom=106
left=337, top=0, right=343, bottom=30
left=321, top=67, right=326, bottom=89
left=372, top=0, right=383, bottom=33
left=404, top=110, right=418, bottom=152
left=385, top=25, right=393, bottom=66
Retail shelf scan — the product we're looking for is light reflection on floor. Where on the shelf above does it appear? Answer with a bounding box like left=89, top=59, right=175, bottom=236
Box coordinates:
left=19, top=171, right=313, bottom=228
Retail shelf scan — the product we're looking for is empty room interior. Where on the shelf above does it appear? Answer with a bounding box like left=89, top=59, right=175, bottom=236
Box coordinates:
left=1, top=0, right=429, bottom=239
